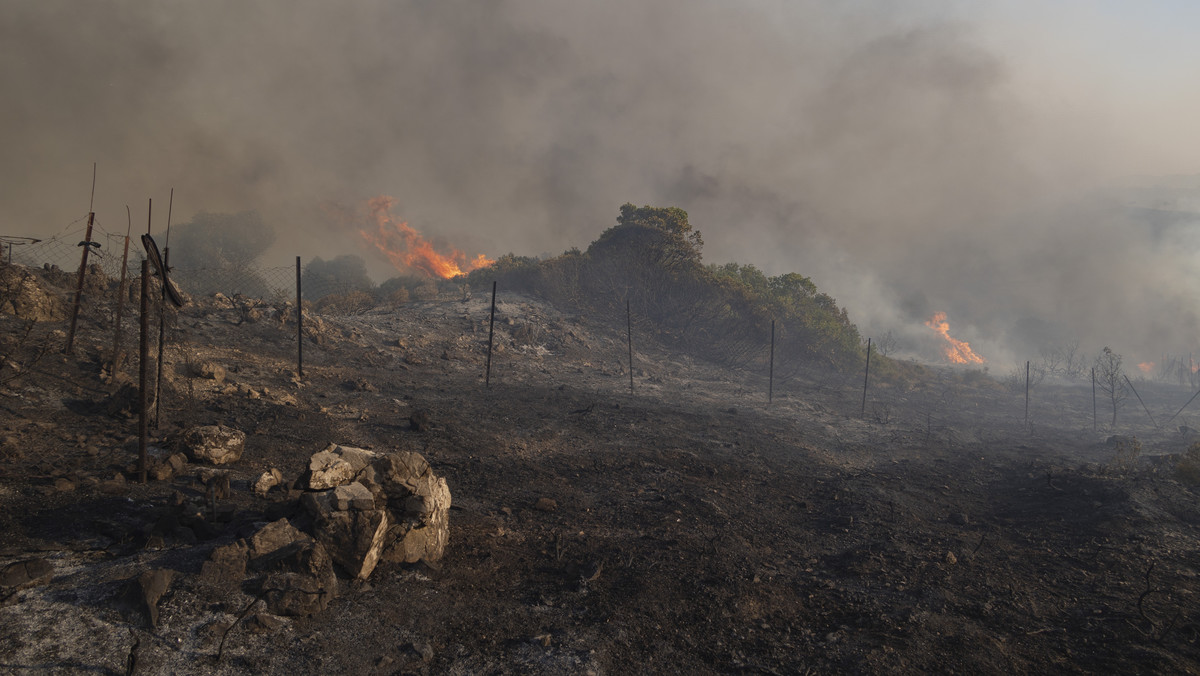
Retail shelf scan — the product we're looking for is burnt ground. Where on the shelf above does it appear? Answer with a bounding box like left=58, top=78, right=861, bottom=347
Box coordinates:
left=0, top=280, right=1198, bottom=675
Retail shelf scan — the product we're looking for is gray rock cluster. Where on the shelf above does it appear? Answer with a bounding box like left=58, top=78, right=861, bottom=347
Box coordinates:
left=196, top=444, right=450, bottom=617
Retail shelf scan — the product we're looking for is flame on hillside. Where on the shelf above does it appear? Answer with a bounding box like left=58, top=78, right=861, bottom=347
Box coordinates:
left=1138, top=362, right=1155, bottom=374
left=924, top=312, right=985, bottom=364
left=360, top=196, right=494, bottom=279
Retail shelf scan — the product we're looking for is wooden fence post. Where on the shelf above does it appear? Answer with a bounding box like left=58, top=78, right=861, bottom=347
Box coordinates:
left=485, top=281, right=497, bottom=388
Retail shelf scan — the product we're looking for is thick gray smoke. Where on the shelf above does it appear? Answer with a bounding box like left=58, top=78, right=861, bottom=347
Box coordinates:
left=2, top=1, right=1198, bottom=368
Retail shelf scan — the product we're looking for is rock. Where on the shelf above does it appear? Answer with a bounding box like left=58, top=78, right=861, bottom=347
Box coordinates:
left=0, top=266, right=66, bottom=321
left=410, top=410, right=431, bottom=432
left=948, top=512, right=969, bottom=526
left=0, top=558, right=53, bottom=590
left=103, top=383, right=154, bottom=418
left=314, top=507, right=389, bottom=580
left=198, top=470, right=232, bottom=500
left=200, top=541, right=248, bottom=588
left=257, top=540, right=339, bottom=617
left=303, top=485, right=389, bottom=579
left=52, top=477, right=76, bottom=493
left=254, top=468, right=284, bottom=496
left=180, top=425, right=245, bottom=465
left=129, top=569, right=175, bottom=629
left=535, top=497, right=558, bottom=512
left=945, top=551, right=958, bottom=566
left=245, top=612, right=288, bottom=634
left=373, top=452, right=452, bottom=564
left=305, top=447, right=356, bottom=490
left=191, top=361, right=226, bottom=383
left=150, top=452, right=188, bottom=481
left=247, top=519, right=311, bottom=564
left=332, top=482, right=377, bottom=511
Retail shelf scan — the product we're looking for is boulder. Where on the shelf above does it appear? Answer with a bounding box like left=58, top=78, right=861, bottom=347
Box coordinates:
left=128, top=569, right=175, bottom=629
left=256, top=540, right=339, bottom=617
left=305, top=447, right=355, bottom=490
left=190, top=361, right=226, bottom=383
left=180, top=425, right=245, bottom=465
left=303, top=484, right=389, bottom=579
left=373, top=452, right=452, bottom=564
left=254, top=468, right=284, bottom=496
left=247, top=518, right=311, bottom=564
left=200, top=541, right=248, bottom=588
left=0, top=558, right=53, bottom=591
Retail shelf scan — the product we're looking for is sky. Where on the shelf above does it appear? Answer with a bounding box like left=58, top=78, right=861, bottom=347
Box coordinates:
left=2, top=0, right=1199, bottom=369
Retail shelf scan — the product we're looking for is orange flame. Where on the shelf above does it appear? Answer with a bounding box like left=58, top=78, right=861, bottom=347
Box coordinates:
left=924, top=312, right=984, bottom=364
left=360, top=196, right=494, bottom=279
left=1138, top=361, right=1155, bottom=374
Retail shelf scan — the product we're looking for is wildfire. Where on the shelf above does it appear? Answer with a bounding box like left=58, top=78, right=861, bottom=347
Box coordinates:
left=1138, top=362, right=1155, bottom=374
left=360, top=196, right=494, bottom=279
left=924, top=312, right=985, bottom=364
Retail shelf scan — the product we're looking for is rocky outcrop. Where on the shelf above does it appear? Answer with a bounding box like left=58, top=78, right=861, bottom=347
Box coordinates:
left=180, top=425, right=245, bottom=465
left=0, top=266, right=66, bottom=322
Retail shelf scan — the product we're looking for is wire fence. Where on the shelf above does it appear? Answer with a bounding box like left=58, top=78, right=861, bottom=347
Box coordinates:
left=4, top=222, right=365, bottom=302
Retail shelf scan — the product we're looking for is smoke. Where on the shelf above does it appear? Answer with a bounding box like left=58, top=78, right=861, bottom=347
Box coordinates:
left=2, top=0, right=1198, bottom=366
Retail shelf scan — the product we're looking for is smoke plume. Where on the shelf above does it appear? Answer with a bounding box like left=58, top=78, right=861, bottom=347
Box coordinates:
left=2, top=0, right=1198, bottom=366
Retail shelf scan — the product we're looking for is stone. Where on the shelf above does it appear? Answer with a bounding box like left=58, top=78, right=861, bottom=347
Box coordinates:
left=0, top=558, right=53, bottom=590
left=191, top=361, right=226, bottom=384
left=535, top=497, right=558, bottom=512
left=200, top=541, right=248, bottom=588
left=410, top=410, right=431, bottom=432
left=103, top=383, right=154, bottom=418
left=245, top=613, right=287, bottom=634
left=254, top=468, right=284, bottom=497
left=180, top=425, right=245, bottom=465
left=257, top=540, right=339, bottom=617
left=371, top=452, right=452, bottom=564
left=302, top=484, right=389, bottom=579
left=129, top=569, right=175, bottom=629
left=198, top=470, right=232, bottom=500
left=247, top=519, right=310, bottom=564
left=332, top=482, right=376, bottom=511
left=150, top=452, right=188, bottom=482
left=313, top=507, right=389, bottom=580
left=306, top=447, right=356, bottom=490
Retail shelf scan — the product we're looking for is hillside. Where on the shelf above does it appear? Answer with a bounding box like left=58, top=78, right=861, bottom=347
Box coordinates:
left=0, top=263, right=1197, bottom=674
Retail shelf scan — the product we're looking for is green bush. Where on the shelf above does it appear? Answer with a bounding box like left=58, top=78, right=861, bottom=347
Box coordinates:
left=469, top=204, right=865, bottom=372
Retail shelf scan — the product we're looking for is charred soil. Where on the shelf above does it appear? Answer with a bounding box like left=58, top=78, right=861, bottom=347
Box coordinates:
left=0, top=271, right=1198, bottom=674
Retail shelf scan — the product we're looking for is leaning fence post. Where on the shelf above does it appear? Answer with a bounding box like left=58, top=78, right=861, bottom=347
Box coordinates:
left=139, top=259, right=150, bottom=484
left=485, top=281, right=497, bottom=388
left=1125, top=375, right=1159, bottom=428
left=296, top=256, right=303, bottom=381
left=153, top=190, right=173, bottom=429
left=861, top=337, right=871, bottom=415
left=65, top=163, right=98, bottom=355
left=110, top=206, right=132, bottom=373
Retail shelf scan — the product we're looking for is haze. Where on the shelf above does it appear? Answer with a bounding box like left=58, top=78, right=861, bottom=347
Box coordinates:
left=2, top=0, right=1198, bottom=367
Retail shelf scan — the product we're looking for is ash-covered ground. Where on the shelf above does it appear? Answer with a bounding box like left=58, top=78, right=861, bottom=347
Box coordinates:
left=0, top=269, right=1198, bottom=674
